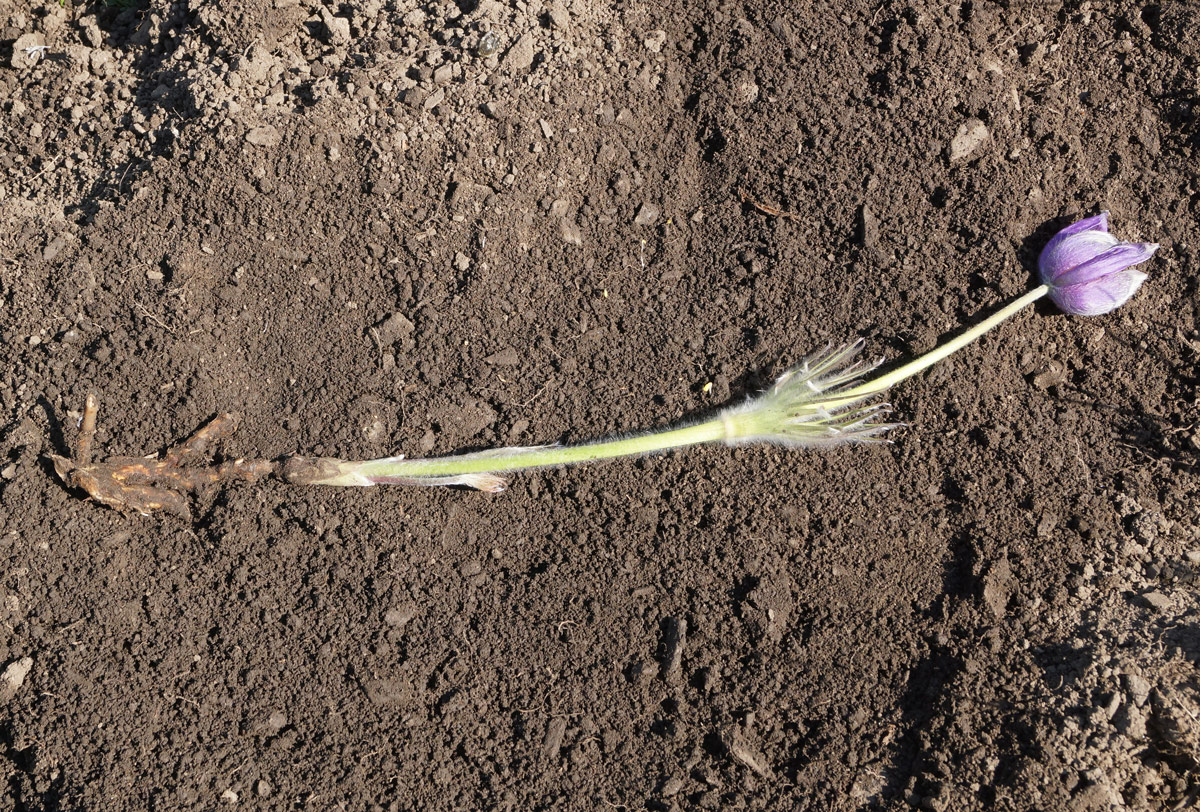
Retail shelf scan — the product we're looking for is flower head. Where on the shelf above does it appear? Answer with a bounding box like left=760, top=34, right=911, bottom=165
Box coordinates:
left=1038, top=211, right=1157, bottom=316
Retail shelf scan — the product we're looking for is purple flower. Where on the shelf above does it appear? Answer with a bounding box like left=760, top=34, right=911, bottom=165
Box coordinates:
left=1038, top=211, right=1157, bottom=317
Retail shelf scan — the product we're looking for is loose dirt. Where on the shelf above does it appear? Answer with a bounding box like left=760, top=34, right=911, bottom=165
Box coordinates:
left=2, top=0, right=1198, bottom=809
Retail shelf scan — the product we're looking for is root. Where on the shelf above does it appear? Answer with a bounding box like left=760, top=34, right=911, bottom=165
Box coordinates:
left=49, top=395, right=276, bottom=519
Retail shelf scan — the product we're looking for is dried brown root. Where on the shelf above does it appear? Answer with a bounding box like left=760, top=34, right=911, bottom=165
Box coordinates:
left=737, top=187, right=802, bottom=220
left=49, top=394, right=277, bottom=519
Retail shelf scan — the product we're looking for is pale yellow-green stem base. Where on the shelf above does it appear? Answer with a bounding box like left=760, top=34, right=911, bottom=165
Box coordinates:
left=356, top=420, right=729, bottom=479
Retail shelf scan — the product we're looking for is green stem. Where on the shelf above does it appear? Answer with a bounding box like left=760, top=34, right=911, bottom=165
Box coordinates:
left=359, top=419, right=729, bottom=478
left=839, top=284, right=1049, bottom=399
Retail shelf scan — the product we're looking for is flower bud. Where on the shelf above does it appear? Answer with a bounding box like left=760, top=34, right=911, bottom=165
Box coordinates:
left=1038, top=211, right=1157, bottom=316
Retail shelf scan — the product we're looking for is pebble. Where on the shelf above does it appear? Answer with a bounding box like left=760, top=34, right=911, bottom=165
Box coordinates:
left=267, top=710, right=288, bottom=731
left=89, top=49, right=111, bottom=77
left=630, top=660, right=656, bottom=684
left=769, top=18, right=795, bottom=45
left=542, top=717, right=567, bottom=760
left=949, top=118, right=990, bottom=162
left=403, top=88, right=427, bottom=109
left=720, top=727, right=772, bottom=777
left=384, top=603, right=417, bottom=628
left=42, top=233, right=72, bottom=262
left=1142, top=590, right=1170, bottom=611
left=10, top=33, right=45, bottom=70
left=643, top=30, right=667, bottom=53
left=548, top=0, right=571, bottom=29
left=731, top=71, right=759, bottom=105
left=376, top=312, right=414, bottom=343
left=1100, top=691, right=1121, bottom=721
left=559, top=217, right=582, bottom=245
left=475, top=30, right=499, bottom=58
left=245, top=125, right=281, bottom=147
left=319, top=9, right=350, bottom=46
left=0, top=656, right=32, bottom=702
left=634, top=202, right=660, bottom=226
left=1032, top=360, right=1066, bottom=390
left=858, top=205, right=880, bottom=250
left=364, top=677, right=415, bottom=707
left=423, top=87, right=445, bottom=111
left=1123, top=673, right=1150, bottom=707
left=481, top=100, right=506, bottom=119
left=485, top=348, right=520, bottom=366
left=659, top=616, right=687, bottom=682
left=502, top=33, right=536, bottom=73
left=419, top=429, right=436, bottom=452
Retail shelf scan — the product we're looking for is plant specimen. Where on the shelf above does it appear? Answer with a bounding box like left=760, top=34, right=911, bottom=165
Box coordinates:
left=50, top=213, right=1158, bottom=517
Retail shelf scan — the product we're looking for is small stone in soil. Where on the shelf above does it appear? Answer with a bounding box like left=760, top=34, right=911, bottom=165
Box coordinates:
left=858, top=205, right=880, bottom=250
left=542, top=717, right=567, bottom=761
left=659, top=616, right=687, bottom=682
left=949, top=118, right=989, bottom=162
left=0, top=657, right=32, bottom=702
left=319, top=9, right=350, bottom=45
left=548, top=0, right=570, bottom=29
left=635, top=203, right=660, bottom=226
left=385, top=604, right=417, bottom=628
left=503, top=33, right=536, bottom=73
left=245, top=126, right=281, bottom=147
left=720, top=726, right=772, bottom=777
left=10, top=34, right=46, bottom=70
left=376, top=312, right=414, bottom=344
left=485, top=348, right=520, bottom=366
left=559, top=218, right=583, bottom=245
left=1141, top=590, right=1170, bottom=611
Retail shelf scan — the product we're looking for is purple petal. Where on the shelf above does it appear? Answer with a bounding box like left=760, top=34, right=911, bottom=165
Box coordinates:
left=1038, top=229, right=1120, bottom=283
left=1061, top=211, right=1109, bottom=236
left=1038, top=211, right=1110, bottom=270
left=1052, top=242, right=1159, bottom=288
left=1049, top=269, right=1148, bottom=317
left=1051, top=211, right=1110, bottom=241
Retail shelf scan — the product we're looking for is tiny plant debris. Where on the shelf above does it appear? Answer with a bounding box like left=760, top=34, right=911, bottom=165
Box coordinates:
left=50, top=213, right=1157, bottom=517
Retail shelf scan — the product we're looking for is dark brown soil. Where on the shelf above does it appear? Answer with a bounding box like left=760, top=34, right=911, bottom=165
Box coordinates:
left=2, top=0, right=1199, bottom=809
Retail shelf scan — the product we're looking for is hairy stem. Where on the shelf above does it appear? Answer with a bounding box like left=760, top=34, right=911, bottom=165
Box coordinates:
left=839, top=284, right=1049, bottom=398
